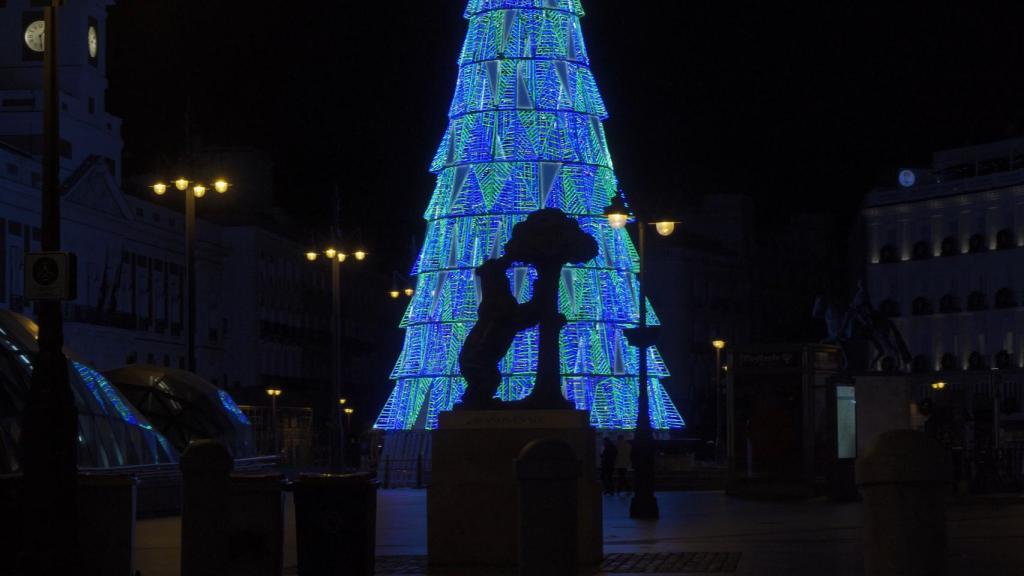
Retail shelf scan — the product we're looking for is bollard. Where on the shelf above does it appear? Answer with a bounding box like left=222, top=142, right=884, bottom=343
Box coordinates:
left=0, top=475, right=23, bottom=576
left=856, top=430, right=949, bottom=576
left=516, top=438, right=581, bottom=576
left=226, top=474, right=285, bottom=576
left=77, top=474, right=138, bottom=576
left=293, top=473, right=378, bottom=576
left=180, top=440, right=234, bottom=576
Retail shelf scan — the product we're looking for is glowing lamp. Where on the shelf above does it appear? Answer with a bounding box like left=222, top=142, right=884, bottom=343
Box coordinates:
left=712, top=339, right=726, bottom=350
left=213, top=179, right=230, bottom=194
left=931, top=381, right=946, bottom=390
left=305, top=251, right=318, bottom=262
left=192, top=184, right=207, bottom=198
left=174, top=178, right=190, bottom=191
left=338, top=398, right=348, bottom=406
left=603, top=194, right=630, bottom=230
left=343, top=407, right=354, bottom=415
left=337, top=253, right=347, bottom=263
left=404, top=288, right=415, bottom=297
left=265, top=388, right=282, bottom=397
left=389, top=290, right=401, bottom=299
left=325, top=248, right=337, bottom=259
left=354, top=250, right=367, bottom=261
left=654, top=221, right=676, bottom=236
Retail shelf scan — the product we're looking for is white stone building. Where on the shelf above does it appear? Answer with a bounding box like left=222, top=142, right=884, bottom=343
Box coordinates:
left=863, top=138, right=1024, bottom=372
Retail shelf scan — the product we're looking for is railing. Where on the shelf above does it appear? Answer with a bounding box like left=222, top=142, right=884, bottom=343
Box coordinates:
left=379, top=456, right=430, bottom=489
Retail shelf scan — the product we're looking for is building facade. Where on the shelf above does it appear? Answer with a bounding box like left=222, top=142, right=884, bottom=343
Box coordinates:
left=0, top=0, right=333, bottom=397
left=863, top=138, right=1024, bottom=373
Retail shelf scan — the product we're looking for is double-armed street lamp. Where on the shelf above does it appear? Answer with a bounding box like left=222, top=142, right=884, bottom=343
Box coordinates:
left=388, top=271, right=415, bottom=300
left=306, top=245, right=367, bottom=471
left=152, top=177, right=231, bottom=373
left=604, top=191, right=678, bottom=520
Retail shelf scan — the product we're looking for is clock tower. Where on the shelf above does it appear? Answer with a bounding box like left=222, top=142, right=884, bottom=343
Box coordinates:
left=0, top=0, right=123, bottom=182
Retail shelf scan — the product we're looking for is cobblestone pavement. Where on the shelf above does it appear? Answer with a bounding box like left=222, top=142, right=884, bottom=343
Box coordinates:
left=138, top=490, right=1024, bottom=576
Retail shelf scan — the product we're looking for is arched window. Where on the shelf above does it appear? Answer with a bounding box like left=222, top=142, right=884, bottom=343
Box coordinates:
left=995, top=287, right=1017, bottom=309
left=940, top=353, right=958, bottom=371
left=996, top=228, right=1014, bottom=250
left=912, top=297, right=933, bottom=316
left=995, top=349, right=1013, bottom=370
left=879, top=299, right=900, bottom=317
left=912, top=241, right=931, bottom=260
left=939, top=294, right=960, bottom=313
left=940, top=237, right=958, bottom=256
left=879, top=244, right=899, bottom=263
left=967, top=291, right=987, bottom=311
left=968, top=234, right=986, bottom=253
left=912, top=354, right=930, bottom=373
left=968, top=351, right=986, bottom=370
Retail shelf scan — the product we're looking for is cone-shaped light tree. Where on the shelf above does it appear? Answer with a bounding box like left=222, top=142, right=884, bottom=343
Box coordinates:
left=375, top=0, right=685, bottom=431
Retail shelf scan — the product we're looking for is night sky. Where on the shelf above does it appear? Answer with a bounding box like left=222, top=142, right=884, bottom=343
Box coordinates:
left=107, top=1, right=1024, bottom=270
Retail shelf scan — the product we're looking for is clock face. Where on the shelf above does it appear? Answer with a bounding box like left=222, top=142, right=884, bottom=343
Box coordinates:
left=24, top=20, right=45, bottom=53
left=87, top=25, right=98, bottom=59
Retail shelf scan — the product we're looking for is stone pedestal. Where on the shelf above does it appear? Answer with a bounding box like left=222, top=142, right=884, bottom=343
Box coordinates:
left=428, top=410, right=602, bottom=571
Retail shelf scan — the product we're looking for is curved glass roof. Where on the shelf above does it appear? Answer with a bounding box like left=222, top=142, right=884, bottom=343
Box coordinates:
left=0, top=310, right=176, bottom=473
left=103, top=365, right=255, bottom=459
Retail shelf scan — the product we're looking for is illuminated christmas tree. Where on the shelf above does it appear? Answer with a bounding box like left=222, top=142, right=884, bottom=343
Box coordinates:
left=375, top=0, right=685, bottom=430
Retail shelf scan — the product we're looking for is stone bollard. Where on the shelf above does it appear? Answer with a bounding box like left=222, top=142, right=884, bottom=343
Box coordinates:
left=516, top=438, right=581, bottom=576
left=856, top=430, right=949, bottom=576
left=293, top=473, right=378, bottom=576
left=77, top=474, right=138, bottom=576
left=180, top=440, right=234, bottom=576
left=226, top=474, right=285, bottom=576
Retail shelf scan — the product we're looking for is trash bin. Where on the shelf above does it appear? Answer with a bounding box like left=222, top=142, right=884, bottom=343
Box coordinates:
left=77, top=474, right=138, bottom=576
left=293, top=473, right=378, bottom=576
left=856, top=430, right=949, bottom=576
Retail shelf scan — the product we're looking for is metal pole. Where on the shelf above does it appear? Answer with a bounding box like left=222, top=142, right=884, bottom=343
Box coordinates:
left=630, top=220, right=658, bottom=519
left=185, top=190, right=196, bottom=372
left=271, top=394, right=278, bottom=453
left=330, top=258, right=344, bottom=471
left=715, top=346, right=722, bottom=463
left=20, top=3, right=78, bottom=573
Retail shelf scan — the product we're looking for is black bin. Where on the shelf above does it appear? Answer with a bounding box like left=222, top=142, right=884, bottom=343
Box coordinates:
left=293, top=473, right=378, bottom=576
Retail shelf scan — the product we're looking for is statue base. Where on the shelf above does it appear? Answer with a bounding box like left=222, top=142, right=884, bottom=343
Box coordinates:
left=428, top=410, right=602, bottom=571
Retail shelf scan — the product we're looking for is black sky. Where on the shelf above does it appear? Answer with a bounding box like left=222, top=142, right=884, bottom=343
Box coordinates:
left=108, top=1, right=1024, bottom=269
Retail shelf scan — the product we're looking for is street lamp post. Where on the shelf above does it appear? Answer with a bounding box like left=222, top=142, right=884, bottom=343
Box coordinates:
left=266, top=388, right=282, bottom=453
left=152, top=177, right=230, bottom=373
left=712, top=339, right=726, bottom=463
left=605, top=191, right=677, bottom=520
left=19, top=3, right=79, bottom=571
left=306, top=246, right=366, bottom=471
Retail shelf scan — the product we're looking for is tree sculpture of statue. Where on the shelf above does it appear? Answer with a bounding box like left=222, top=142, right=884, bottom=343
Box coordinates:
left=458, top=208, right=598, bottom=410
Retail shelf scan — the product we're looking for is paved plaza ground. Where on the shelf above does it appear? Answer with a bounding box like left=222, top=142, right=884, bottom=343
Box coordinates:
left=135, top=489, right=1024, bottom=575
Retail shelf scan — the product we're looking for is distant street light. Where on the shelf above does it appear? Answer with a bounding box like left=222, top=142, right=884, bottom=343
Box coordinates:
left=604, top=190, right=678, bottom=520
left=712, top=339, right=727, bottom=463
left=306, top=242, right=367, bottom=471
left=931, top=381, right=947, bottom=390
left=266, top=388, right=282, bottom=453
left=151, top=175, right=232, bottom=372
